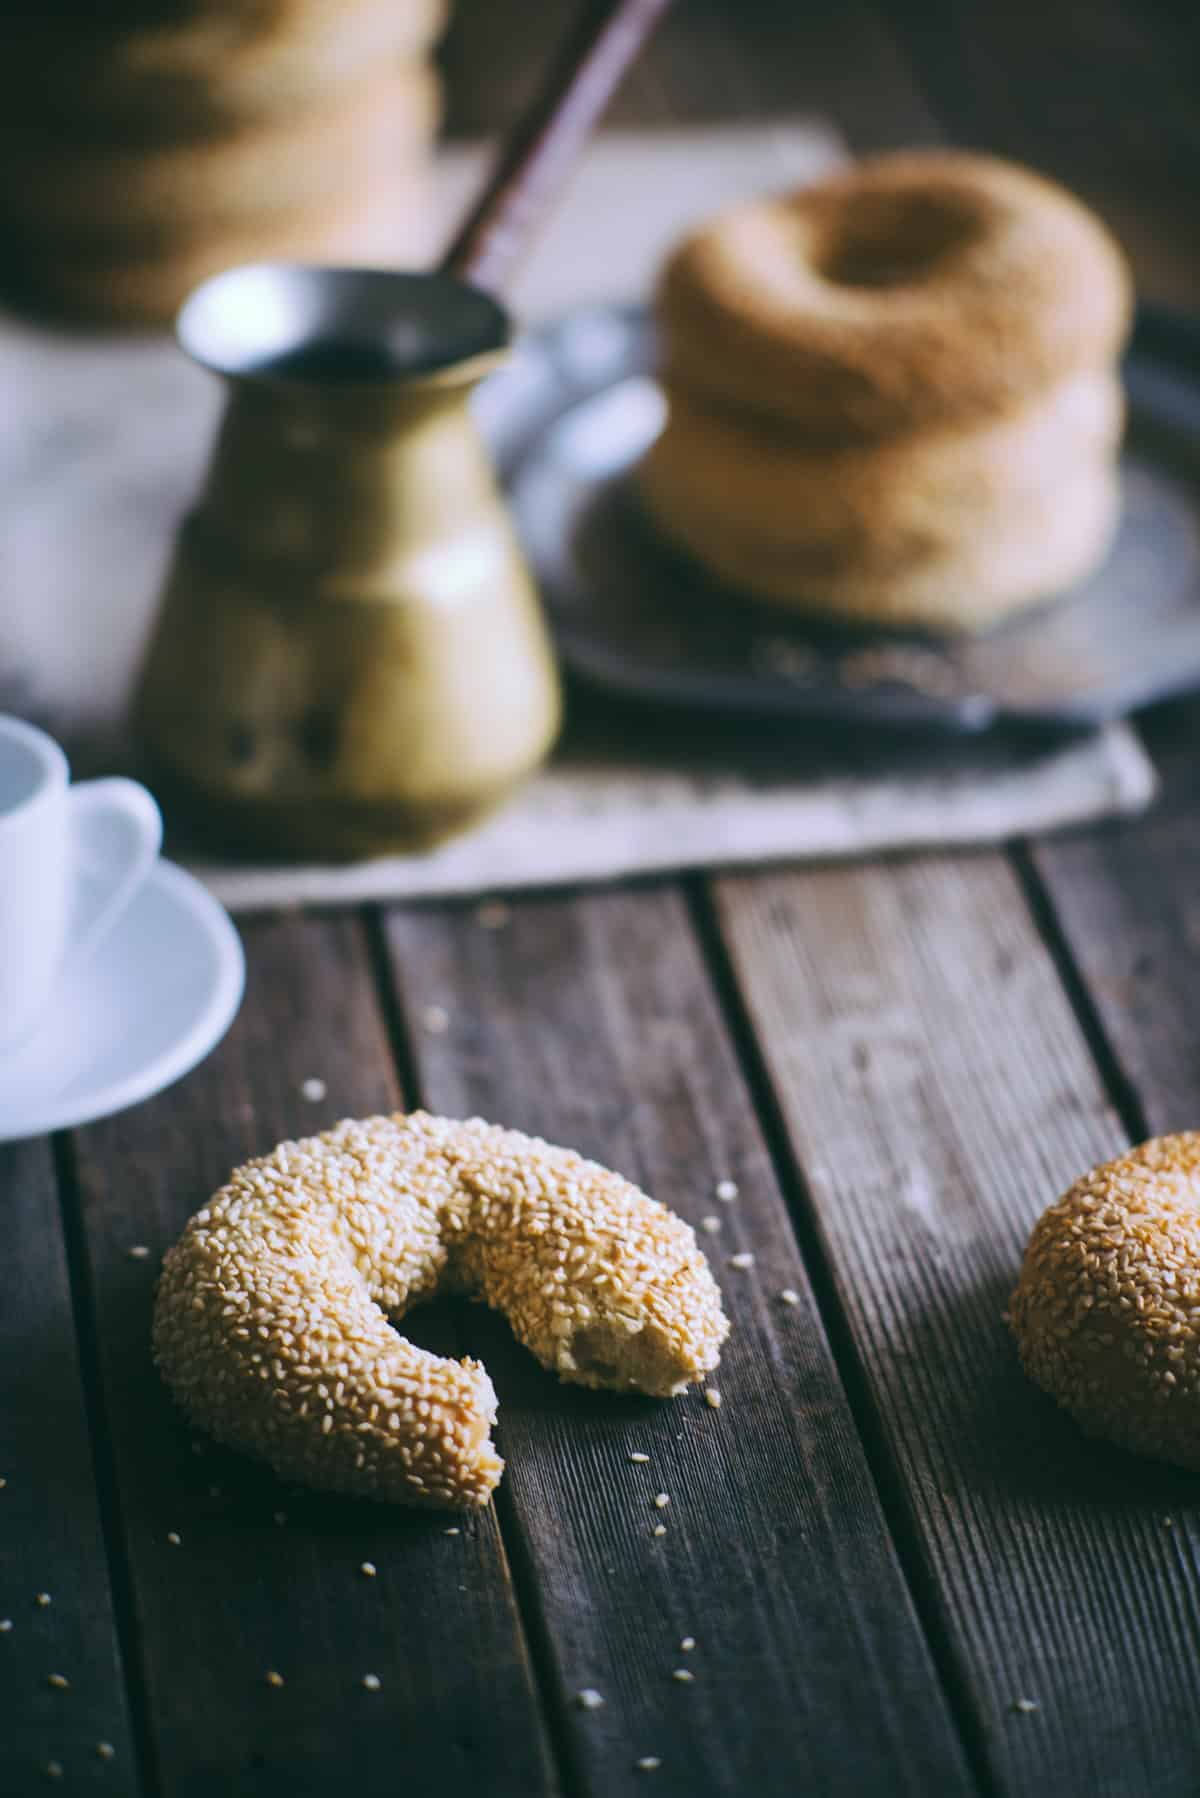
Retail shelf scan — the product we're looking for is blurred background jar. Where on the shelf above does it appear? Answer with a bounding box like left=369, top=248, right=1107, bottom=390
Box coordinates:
left=0, top=0, right=448, bottom=325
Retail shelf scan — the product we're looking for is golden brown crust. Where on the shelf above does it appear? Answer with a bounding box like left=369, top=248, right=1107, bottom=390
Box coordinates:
left=658, top=150, right=1132, bottom=441
left=0, top=0, right=446, bottom=141
left=0, top=66, right=439, bottom=248
left=1010, top=1135, right=1200, bottom=1470
left=641, top=457, right=1119, bottom=633
left=0, top=167, right=433, bottom=327
left=641, top=371, right=1123, bottom=567
left=153, top=1113, right=729, bottom=1510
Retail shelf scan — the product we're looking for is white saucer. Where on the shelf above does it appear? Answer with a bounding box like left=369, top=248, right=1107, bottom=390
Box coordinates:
left=0, top=858, right=244, bottom=1142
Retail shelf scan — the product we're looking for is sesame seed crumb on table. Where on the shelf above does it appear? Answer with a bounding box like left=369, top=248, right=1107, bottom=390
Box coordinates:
left=3, top=2, right=1199, bottom=1795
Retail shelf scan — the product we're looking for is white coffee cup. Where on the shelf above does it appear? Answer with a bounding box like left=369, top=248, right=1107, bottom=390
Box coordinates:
left=0, top=716, right=162, bottom=1056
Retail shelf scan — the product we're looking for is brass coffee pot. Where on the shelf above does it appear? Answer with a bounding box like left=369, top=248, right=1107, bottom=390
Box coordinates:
left=135, top=0, right=671, bottom=859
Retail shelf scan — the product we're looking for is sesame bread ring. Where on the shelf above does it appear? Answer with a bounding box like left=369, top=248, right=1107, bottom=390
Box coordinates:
left=643, top=458, right=1118, bottom=633
left=658, top=150, right=1132, bottom=441
left=641, top=370, right=1123, bottom=564
left=1010, top=1134, right=1200, bottom=1469
left=153, top=1113, right=729, bottom=1509
left=0, top=167, right=433, bottom=327
left=0, top=65, right=438, bottom=249
left=0, top=2, right=445, bottom=143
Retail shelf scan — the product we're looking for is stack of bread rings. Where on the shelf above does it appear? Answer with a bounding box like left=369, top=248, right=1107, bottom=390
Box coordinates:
left=0, top=0, right=446, bottom=325
left=641, top=150, right=1134, bottom=633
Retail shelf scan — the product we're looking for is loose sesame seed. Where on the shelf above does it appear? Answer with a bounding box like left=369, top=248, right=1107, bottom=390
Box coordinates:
left=680, top=1636, right=695, bottom=1651
left=704, top=1388, right=722, bottom=1409
left=715, top=1181, right=739, bottom=1202
left=35, top=1593, right=51, bottom=1607
left=265, top=1671, right=285, bottom=1688
left=576, top=1688, right=605, bottom=1710
left=421, top=1005, right=450, bottom=1034
left=1012, top=1698, right=1039, bottom=1714
left=166, top=1532, right=182, bottom=1547
left=653, top=1492, right=670, bottom=1509
left=444, top=1528, right=460, bottom=1536
left=652, top=1524, right=667, bottom=1537
left=46, top=1762, right=63, bottom=1780
left=361, top=1673, right=382, bottom=1691
left=779, top=1288, right=799, bottom=1305
left=635, top=1756, right=661, bottom=1771
left=729, top=1252, right=755, bottom=1270
left=701, top=1216, right=722, bottom=1234
left=47, top=1674, right=69, bottom=1690
left=300, top=1078, right=327, bottom=1103
left=360, top=1561, right=377, bottom=1577
left=96, top=1743, right=116, bottom=1760
left=476, top=901, right=511, bottom=930
left=128, top=1245, right=151, bottom=1260
left=629, top=1452, right=650, bottom=1464
left=0, top=1477, right=6, bottom=1488
left=672, top=1668, right=694, bottom=1683
left=0, top=1620, right=11, bottom=1632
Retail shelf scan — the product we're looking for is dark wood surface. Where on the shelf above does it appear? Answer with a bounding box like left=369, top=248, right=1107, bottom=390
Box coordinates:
left=715, top=857, right=1200, bottom=1797
left=0, top=1141, right=137, bottom=1791
left=5, top=1, right=1200, bottom=1793
left=65, top=915, right=556, bottom=1798
left=382, top=890, right=970, bottom=1797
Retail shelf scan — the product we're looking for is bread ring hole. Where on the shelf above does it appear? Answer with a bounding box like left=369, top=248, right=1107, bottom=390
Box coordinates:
left=816, top=188, right=984, bottom=289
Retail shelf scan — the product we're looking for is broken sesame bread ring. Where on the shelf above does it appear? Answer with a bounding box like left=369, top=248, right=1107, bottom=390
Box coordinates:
left=153, top=1112, right=729, bottom=1510
left=1010, top=1134, right=1200, bottom=1470
left=657, top=150, right=1132, bottom=441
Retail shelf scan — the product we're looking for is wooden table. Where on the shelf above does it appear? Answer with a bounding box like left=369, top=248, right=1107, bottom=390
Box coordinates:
left=5, top=2, right=1200, bottom=1793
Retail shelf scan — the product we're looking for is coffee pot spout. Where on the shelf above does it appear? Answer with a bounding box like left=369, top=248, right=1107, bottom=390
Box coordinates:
left=135, top=0, right=674, bottom=859
left=135, top=266, right=561, bottom=860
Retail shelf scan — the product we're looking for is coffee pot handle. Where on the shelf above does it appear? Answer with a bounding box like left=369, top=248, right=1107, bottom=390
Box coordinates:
left=440, top=0, right=674, bottom=295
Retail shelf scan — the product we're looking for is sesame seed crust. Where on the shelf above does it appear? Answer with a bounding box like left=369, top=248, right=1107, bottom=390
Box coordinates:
left=153, top=1112, right=729, bottom=1510
left=1010, top=1133, right=1200, bottom=1468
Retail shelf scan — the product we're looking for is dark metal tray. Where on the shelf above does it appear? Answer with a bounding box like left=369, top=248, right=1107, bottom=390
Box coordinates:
left=479, top=303, right=1200, bottom=733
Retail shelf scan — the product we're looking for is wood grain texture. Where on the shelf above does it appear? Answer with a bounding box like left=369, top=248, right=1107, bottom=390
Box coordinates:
left=715, top=854, right=1200, bottom=1797
left=442, top=0, right=940, bottom=148
left=381, top=885, right=973, bottom=1798
left=1029, top=695, right=1200, bottom=1138
left=65, top=913, right=557, bottom=1798
left=0, top=1139, right=139, bottom=1795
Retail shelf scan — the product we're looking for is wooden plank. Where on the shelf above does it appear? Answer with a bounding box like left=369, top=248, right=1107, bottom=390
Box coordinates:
left=381, top=886, right=973, bottom=1798
left=621, top=0, right=942, bottom=149
left=0, top=1138, right=140, bottom=1794
left=1028, top=695, right=1200, bottom=1139
left=65, top=913, right=558, bottom=1798
left=443, top=0, right=940, bottom=149
left=715, top=854, right=1200, bottom=1797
